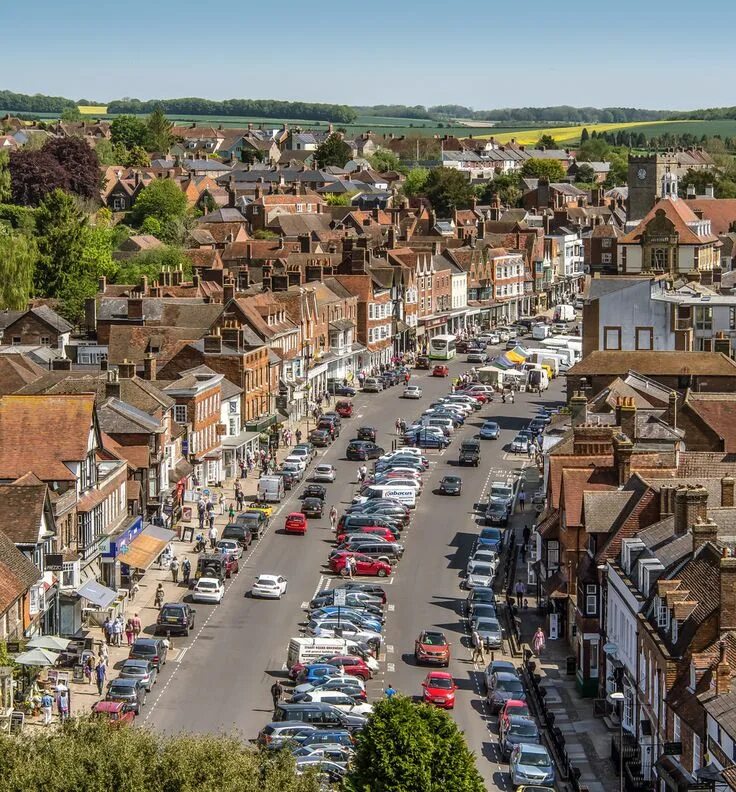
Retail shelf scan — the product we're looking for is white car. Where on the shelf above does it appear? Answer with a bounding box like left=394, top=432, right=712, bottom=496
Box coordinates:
left=307, top=620, right=381, bottom=644
left=191, top=577, right=225, bottom=603
left=467, top=550, right=500, bottom=576
left=215, top=539, right=243, bottom=559
left=284, top=455, right=307, bottom=471
left=497, top=330, right=510, bottom=342
left=379, top=447, right=424, bottom=461
left=289, top=447, right=311, bottom=464
left=403, top=385, right=423, bottom=399
left=488, top=333, right=500, bottom=345
left=294, top=675, right=367, bottom=697
left=313, top=464, right=337, bottom=483
left=252, top=574, right=288, bottom=599
left=293, top=690, right=373, bottom=716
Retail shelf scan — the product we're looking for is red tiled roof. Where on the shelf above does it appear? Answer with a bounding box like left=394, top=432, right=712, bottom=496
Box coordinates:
left=619, top=197, right=718, bottom=245
left=685, top=199, right=736, bottom=236
left=684, top=393, right=736, bottom=453
left=561, top=467, right=618, bottom=527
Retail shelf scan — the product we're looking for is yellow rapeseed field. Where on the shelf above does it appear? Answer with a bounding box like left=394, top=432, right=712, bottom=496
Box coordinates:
left=478, top=120, right=694, bottom=145
left=77, top=105, right=108, bottom=115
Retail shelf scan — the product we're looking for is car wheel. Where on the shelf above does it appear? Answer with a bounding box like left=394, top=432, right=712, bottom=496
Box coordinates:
left=377, top=568, right=388, bottom=578
left=340, top=568, right=349, bottom=577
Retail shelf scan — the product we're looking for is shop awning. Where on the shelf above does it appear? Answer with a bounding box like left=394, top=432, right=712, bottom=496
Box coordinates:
left=168, top=459, right=193, bottom=484
left=222, top=430, right=260, bottom=450
left=76, top=579, right=118, bottom=609
left=122, top=524, right=176, bottom=571
left=394, top=320, right=411, bottom=333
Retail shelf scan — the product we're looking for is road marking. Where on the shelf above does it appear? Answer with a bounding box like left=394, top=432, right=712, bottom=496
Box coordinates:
left=386, top=662, right=395, bottom=672
left=387, top=604, right=395, bottom=612
left=300, top=601, right=309, bottom=609
left=175, top=647, right=189, bottom=663
left=386, top=644, right=395, bottom=654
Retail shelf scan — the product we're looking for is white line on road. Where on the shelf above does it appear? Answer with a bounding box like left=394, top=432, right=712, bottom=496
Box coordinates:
left=386, top=662, right=395, bottom=672
left=386, top=644, right=395, bottom=654
left=175, top=647, right=189, bottom=663
left=387, top=604, right=395, bottom=612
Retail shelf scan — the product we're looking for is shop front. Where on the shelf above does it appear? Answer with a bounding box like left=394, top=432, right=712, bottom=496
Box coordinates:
left=100, top=515, right=145, bottom=591
left=119, top=523, right=177, bottom=586
left=222, top=430, right=260, bottom=479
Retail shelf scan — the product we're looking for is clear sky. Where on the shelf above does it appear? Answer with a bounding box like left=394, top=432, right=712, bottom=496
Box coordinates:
left=3, top=0, right=735, bottom=110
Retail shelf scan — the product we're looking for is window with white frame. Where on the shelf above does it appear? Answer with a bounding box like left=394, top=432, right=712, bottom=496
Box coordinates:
left=673, top=713, right=681, bottom=743
left=693, top=734, right=701, bottom=772
left=586, top=585, right=597, bottom=615
left=639, top=650, right=647, bottom=694
left=657, top=597, right=668, bottom=628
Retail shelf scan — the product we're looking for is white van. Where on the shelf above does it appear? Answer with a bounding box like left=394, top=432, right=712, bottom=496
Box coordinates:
left=532, top=323, right=551, bottom=340
left=555, top=304, right=575, bottom=322
left=526, top=367, right=550, bottom=392
left=286, top=636, right=380, bottom=671
left=420, top=417, right=454, bottom=435
left=257, top=475, right=284, bottom=503
left=353, top=485, right=417, bottom=509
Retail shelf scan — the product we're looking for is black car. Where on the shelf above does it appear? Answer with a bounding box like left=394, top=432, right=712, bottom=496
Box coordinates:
left=381, top=370, right=398, bottom=387
left=357, top=427, right=377, bottom=442
left=302, top=483, right=327, bottom=500
left=337, top=582, right=387, bottom=602
left=346, top=441, right=384, bottom=461
left=327, top=382, right=357, bottom=396
left=156, top=602, right=196, bottom=636
left=321, top=412, right=342, bottom=427
left=221, top=520, right=253, bottom=548
left=106, top=677, right=147, bottom=715
left=346, top=503, right=410, bottom=528
left=309, top=428, right=331, bottom=447
left=439, top=475, right=463, bottom=495
left=301, top=497, right=324, bottom=518
left=272, top=470, right=296, bottom=490
left=128, top=637, right=168, bottom=670
left=318, top=419, right=339, bottom=439
left=230, top=509, right=269, bottom=540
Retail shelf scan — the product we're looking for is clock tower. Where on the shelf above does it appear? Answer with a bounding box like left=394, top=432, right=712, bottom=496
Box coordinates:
left=627, top=152, right=679, bottom=222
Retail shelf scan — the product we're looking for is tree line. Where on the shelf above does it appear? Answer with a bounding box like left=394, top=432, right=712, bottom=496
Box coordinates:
left=107, top=97, right=357, bottom=123
left=0, top=89, right=78, bottom=113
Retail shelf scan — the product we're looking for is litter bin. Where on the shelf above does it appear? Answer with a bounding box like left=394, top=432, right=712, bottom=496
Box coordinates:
left=566, top=656, right=576, bottom=675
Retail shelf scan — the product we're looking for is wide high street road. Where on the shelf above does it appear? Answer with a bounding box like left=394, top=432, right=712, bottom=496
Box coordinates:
left=144, top=343, right=565, bottom=787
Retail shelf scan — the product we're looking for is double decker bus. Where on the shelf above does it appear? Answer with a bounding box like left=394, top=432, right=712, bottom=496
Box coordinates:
left=427, top=334, right=457, bottom=360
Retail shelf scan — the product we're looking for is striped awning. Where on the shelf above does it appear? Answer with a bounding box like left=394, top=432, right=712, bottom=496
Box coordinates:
left=121, top=524, right=176, bottom=571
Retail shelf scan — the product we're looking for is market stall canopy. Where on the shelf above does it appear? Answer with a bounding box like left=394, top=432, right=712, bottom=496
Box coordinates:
left=122, top=524, right=176, bottom=571
left=76, top=579, right=118, bottom=609
left=14, top=647, right=59, bottom=666
left=26, top=635, right=71, bottom=652
left=506, top=347, right=529, bottom=363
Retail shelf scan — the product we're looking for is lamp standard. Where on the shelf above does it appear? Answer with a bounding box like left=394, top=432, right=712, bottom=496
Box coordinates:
left=610, top=690, right=625, bottom=792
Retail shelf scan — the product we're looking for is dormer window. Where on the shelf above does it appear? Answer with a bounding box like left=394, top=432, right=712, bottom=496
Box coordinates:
left=672, top=618, right=678, bottom=643
left=656, top=596, right=668, bottom=628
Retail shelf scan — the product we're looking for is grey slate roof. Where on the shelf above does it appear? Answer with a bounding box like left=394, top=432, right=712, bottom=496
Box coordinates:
left=583, top=491, right=637, bottom=533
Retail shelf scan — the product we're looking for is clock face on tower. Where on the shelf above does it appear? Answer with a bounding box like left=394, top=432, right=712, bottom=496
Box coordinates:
left=637, top=168, right=647, bottom=180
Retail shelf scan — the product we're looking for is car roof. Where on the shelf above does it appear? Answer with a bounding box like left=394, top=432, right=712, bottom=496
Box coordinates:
left=509, top=714, right=535, bottom=726
left=197, top=577, right=221, bottom=585
left=426, top=670, right=453, bottom=680
left=517, top=743, right=549, bottom=754
left=109, top=677, right=138, bottom=687
left=132, top=638, right=160, bottom=646
left=496, top=671, right=521, bottom=681
left=257, top=574, right=281, bottom=581
left=94, top=701, right=125, bottom=712
left=121, top=658, right=149, bottom=667
left=287, top=512, right=305, bottom=518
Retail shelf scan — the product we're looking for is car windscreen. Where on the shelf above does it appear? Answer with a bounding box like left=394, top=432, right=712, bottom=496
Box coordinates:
left=160, top=606, right=184, bottom=619
left=510, top=721, right=539, bottom=738
left=197, top=581, right=218, bottom=590
left=491, top=486, right=512, bottom=498
left=498, top=678, right=524, bottom=694
left=470, top=564, right=495, bottom=576
left=518, top=750, right=550, bottom=767
left=428, top=677, right=453, bottom=689
left=421, top=633, right=446, bottom=646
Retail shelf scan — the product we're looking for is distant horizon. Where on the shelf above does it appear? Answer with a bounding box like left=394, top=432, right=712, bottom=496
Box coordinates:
left=5, top=0, right=736, bottom=109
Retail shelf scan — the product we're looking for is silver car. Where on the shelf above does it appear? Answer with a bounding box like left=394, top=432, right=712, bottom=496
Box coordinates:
left=465, top=562, right=496, bottom=589
left=313, top=464, right=337, bottom=483
left=509, top=743, right=555, bottom=787
left=474, top=616, right=503, bottom=650
left=467, top=550, right=499, bottom=576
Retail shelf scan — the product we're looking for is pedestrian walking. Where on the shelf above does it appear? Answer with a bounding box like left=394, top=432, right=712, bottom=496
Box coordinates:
left=472, top=629, right=485, bottom=665
left=228, top=503, right=235, bottom=521
left=384, top=683, right=397, bottom=699
left=329, top=505, right=337, bottom=532
left=56, top=686, right=70, bottom=722
left=95, top=661, right=107, bottom=695
left=270, top=680, right=283, bottom=709
left=182, top=557, right=191, bottom=585
left=515, top=580, right=525, bottom=607
left=359, top=464, right=367, bottom=482
left=102, top=616, right=112, bottom=645
left=125, top=618, right=134, bottom=646
left=208, top=524, right=217, bottom=548
left=533, top=626, right=546, bottom=657
left=130, top=581, right=140, bottom=602
left=519, top=490, right=526, bottom=512
left=236, top=489, right=244, bottom=510
left=170, top=557, right=180, bottom=583
left=218, top=492, right=225, bottom=515
left=155, top=582, right=165, bottom=609
left=395, top=418, right=401, bottom=435
left=41, top=691, right=54, bottom=725
left=357, top=467, right=364, bottom=484
left=113, top=615, right=124, bottom=646
left=131, top=612, right=142, bottom=639
left=296, top=429, right=302, bottom=444
left=85, top=653, right=96, bottom=685
left=345, top=556, right=354, bottom=579
left=98, top=642, right=108, bottom=666
left=522, top=524, right=530, bottom=551
left=527, top=443, right=533, bottom=460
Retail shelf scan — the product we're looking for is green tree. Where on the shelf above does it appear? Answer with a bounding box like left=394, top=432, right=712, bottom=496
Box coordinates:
left=61, top=106, right=82, bottom=122
left=0, top=717, right=320, bottom=792
left=110, top=115, right=150, bottom=149
left=0, top=149, right=10, bottom=203
left=314, top=133, right=353, bottom=168
left=140, top=216, right=163, bottom=236
left=402, top=167, right=429, bottom=198
left=574, top=164, right=596, bottom=183
left=520, top=158, right=566, bottom=181
left=346, top=697, right=484, bottom=792
left=131, top=178, right=188, bottom=228
left=94, top=139, right=118, bottom=166
left=369, top=148, right=403, bottom=173
left=113, top=245, right=193, bottom=284
left=0, top=229, right=36, bottom=309
left=580, top=127, right=590, bottom=143
left=476, top=172, right=522, bottom=207
left=253, top=229, right=279, bottom=239
left=535, top=134, right=558, bottom=149
left=147, top=107, right=174, bottom=154
left=126, top=145, right=151, bottom=167
left=423, top=168, right=475, bottom=215
left=34, top=189, right=86, bottom=298
left=324, top=192, right=356, bottom=206
left=577, top=138, right=609, bottom=162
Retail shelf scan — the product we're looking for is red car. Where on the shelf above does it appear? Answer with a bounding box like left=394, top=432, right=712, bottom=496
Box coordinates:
left=221, top=551, right=239, bottom=577
left=414, top=630, right=451, bottom=666
left=322, top=655, right=373, bottom=681
left=336, top=401, right=354, bottom=418
left=432, top=365, right=449, bottom=377
left=329, top=552, right=391, bottom=577
left=91, top=700, right=135, bottom=726
left=498, top=698, right=531, bottom=731
left=336, top=526, right=397, bottom=544
left=422, top=671, right=456, bottom=709
left=285, top=512, right=307, bottom=535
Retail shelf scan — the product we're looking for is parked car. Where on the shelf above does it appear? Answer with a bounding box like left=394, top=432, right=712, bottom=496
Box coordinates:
left=91, top=700, right=135, bottom=725
left=422, top=671, right=456, bottom=709
left=252, top=574, right=288, bottom=599
left=105, top=678, right=147, bottom=714
left=228, top=509, right=269, bottom=541
left=272, top=702, right=368, bottom=733
left=357, top=426, right=377, bottom=442
left=118, top=658, right=157, bottom=691
left=156, top=602, right=196, bottom=636
left=215, top=538, right=243, bottom=559
left=480, top=420, right=501, bottom=440
left=485, top=501, right=509, bottom=526
left=346, top=441, right=384, bottom=461
left=329, top=552, right=392, bottom=578
left=509, top=744, right=555, bottom=788
left=414, top=630, right=450, bottom=666
left=500, top=715, right=540, bottom=759
left=301, top=498, right=324, bottom=519
left=336, top=400, right=354, bottom=418
left=432, top=365, right=450, bottom=377
left=313, top=464, right=337, bottom=483
left=285, top=512, right=308, bottom=535
left=191, top=577, right=225, bottom=604
left=309, top=429, right=331, bottom=447
left=487, top=671, right=526, bottom=713
left=438, top=475, right=463, bottom=496
left=405, top=429, right=450, bottom=449
left=290, top=689, right=372, bottom=716
left=403, top=384, right=423, bottom=399
left=467, top=351, right=487, bottom=364
left=294, top=675, right=367, bottom=700
left=362, top=378, right=383, bottom=393
left=476, top=526, right=505, bottom=552
left=128, top=637, right=168, bottom=670
left=474, top=616, right=503, bottom=649
left=315, top=655, right=373, bottom=681
left=499, top=698, right=531, bottom=731
left=511, top=434, right=530, bottom=453
left=302, top=483, right=327, bottom=500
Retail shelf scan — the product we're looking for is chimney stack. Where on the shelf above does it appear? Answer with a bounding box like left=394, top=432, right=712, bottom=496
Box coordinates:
left=667, top=391, right=678, bottom=429
left=142, top=353, right=156, bottom=381
left=127, top=298, right=144, bottom=321
left=613, top=433, right=634, bottom=485
left=105, top=368, right=120, bottom=399
left=721, top=550, right=736, bottom=634
left=203, top=331, right=222, bottom=354
left=570, top=391, right=588, bottom=427
left=615, top=396, right=637, bottom=441
left=223, top=278, right=235, bottom=304
left=118, top=359, right=135, bottom=380
left=692, top=515, right=719, bottom=552
left=722, top=477, right=735, bottom=508
left=716, top=639, right=732, bottom=694
left=659, top=484, right=676, bottom=517
left=674, top=484, right=709, bottom=537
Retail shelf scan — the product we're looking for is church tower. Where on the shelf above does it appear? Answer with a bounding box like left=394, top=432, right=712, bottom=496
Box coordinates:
left=627, top=152, right=679, bottom=221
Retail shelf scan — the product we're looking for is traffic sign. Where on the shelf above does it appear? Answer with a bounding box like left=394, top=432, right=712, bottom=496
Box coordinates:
left=333, top=589, right=347, bottom=607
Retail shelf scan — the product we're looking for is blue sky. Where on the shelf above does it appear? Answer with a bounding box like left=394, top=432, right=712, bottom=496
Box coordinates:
left=3, top=0, right=735, bottom=109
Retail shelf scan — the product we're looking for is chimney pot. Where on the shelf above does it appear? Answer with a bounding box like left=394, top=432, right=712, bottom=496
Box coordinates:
left=674, top=484, right=709, bottom=537
left=143, top=353, right=156, bottom=381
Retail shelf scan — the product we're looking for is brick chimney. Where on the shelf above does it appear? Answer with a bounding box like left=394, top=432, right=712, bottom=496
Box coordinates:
left=223, top=278, right=235, bottom=304
left=721, top=551, right=736, bottom=634
left=570, top=391, right=588, bottom=427
left=659, top=484, right=676, bottom=517
left=674, top=484, right=709, bottom=537
left=613, top=433, right=634, bottom=485
left=118, top=359, right=135, bottom=379
left=203, top=331, right=222, bottom=354
left=667, top=391, right=678, bottom=429
left=127, top=298, right=144, bottom=320
left=573, top=424, right=614, bottom=456
left=716, top=639, right=732, bottom=694
left=105, top=368, right=120, bottom=399
left=387, top=227, right=396, bottom=249
left=299, top=234, right=311, bottom=254
left=692, top=515, right=719, bottom=552
left=615, top=396, right=637, bottom=440
left=142, top=353, right=156, bottom=381
left=722, top=477, right=735, bottom=508
left=714, top=331, right=731, bottom=357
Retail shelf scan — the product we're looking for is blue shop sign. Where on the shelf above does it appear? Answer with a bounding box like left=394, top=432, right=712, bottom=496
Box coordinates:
left=103, top=516, right=144, bottom=559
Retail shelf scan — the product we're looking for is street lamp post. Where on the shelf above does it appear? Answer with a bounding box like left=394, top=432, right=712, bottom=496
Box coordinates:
left=610, top=691, right=625, bottom=792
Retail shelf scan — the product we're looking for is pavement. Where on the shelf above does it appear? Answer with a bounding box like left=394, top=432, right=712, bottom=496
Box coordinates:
left=29, top=336, right=616, bottom=791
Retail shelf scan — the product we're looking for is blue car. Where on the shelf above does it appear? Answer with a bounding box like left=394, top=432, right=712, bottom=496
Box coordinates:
left=404, top=430, right=450, bottom=449
left=309, top=607, right=383, bottom=632
left=330, top=384, right=357, bottom=397
left=476, top=527, right=504, bottom=552
left=479, top=421, right=500, bottom=440
left=295, top=663, right=346, bottom=686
